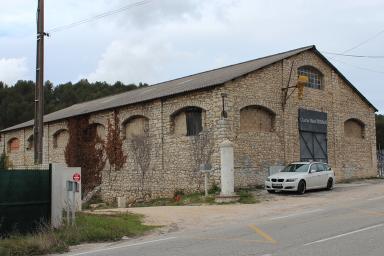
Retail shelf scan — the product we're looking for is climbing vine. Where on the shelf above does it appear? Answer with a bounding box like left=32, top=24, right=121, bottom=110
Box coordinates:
left=65, top=116, right=106, bottom=195
left=105, top=111, right=127, bottom=189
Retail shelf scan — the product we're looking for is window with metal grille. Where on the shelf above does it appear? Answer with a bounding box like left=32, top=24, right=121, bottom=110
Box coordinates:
left=298, top=66, right=323, bottom=89
left=186, top=109, right=202, bottom=136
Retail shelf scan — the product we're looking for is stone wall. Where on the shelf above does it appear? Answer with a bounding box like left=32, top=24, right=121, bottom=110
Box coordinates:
left=0, top=49, right=377, bottom=201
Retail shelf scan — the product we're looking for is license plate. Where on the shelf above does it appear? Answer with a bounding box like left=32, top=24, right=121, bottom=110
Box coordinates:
left=272, top=183, right=283, bottom=188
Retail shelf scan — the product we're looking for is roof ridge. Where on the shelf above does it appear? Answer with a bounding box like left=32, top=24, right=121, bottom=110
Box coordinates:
left=59, top=45, right=315, bottom=111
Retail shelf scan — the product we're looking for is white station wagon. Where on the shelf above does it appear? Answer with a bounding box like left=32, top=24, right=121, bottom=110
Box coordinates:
left=265, top=162, right=335, bottom=194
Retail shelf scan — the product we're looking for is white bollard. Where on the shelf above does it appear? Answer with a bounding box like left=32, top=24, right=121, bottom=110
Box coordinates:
left=220, top=139, right=235, bottom=196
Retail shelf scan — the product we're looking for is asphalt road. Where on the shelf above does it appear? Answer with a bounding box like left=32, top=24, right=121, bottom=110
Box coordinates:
left=62, top=183, right=384, bottom=256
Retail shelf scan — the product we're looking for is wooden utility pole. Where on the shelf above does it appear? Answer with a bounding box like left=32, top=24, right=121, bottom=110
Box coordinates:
left=34, top=0, right=46, bottom=164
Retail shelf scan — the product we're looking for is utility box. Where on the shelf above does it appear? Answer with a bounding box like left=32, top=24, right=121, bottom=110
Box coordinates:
left=51, top=164, right=81, bottom=228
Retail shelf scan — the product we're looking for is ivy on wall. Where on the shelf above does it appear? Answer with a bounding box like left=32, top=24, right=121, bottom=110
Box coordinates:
left=105, top=111, right=127, bottom=188
left=64, top=116, right=106, bottom=195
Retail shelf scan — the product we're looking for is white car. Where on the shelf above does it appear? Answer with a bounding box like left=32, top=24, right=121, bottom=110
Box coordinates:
left=265, top=162, right=335, bottom=194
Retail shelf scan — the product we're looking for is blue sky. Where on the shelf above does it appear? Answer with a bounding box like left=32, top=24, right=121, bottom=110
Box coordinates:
left=0, top=0, right=383, bottom=113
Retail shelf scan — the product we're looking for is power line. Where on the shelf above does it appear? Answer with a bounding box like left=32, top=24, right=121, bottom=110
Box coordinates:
left=322, top=51, right=384, bottom=59
left=47, top=0, right=152, bottom=34
left=328, top=57, right=384, bottom=74
left=342, top=29, right=384, bottom=54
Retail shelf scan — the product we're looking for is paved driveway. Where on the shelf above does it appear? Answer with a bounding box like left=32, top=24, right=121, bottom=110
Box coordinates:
left=61, top=179, right=384, bottom=256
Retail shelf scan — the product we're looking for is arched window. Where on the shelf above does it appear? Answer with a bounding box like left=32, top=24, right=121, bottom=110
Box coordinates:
left=240, top=105, right=275, bottom=132
left=344, top=118, right=365, bottom=139
left=83, top=123, right=105, bottom=142
left=298, top=66, right=323, bottom=89
left=53, top=129, right=69, bottom=149
left=123, top=116, right=149, bottom=139
left=172, top=107, right=204, bottom=136
left=26, top=135, right=33, bottom=151
left=7, top=138, right=20, bottom=153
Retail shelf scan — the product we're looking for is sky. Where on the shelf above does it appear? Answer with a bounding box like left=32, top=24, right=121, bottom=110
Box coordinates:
left=0, top=0, right=383, bottom=112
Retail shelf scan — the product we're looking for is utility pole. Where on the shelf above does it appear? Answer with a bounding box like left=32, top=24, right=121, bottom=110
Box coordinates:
left=34, top=0, right=47, bottom=164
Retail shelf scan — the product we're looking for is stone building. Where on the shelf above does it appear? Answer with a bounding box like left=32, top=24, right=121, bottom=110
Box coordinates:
left=0, top=45, right=378, bottom=201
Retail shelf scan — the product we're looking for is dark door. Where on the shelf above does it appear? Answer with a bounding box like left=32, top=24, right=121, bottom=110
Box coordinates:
left=300, top=131, right=327, bottom=162
left=298, top=108, right=328, bottom=163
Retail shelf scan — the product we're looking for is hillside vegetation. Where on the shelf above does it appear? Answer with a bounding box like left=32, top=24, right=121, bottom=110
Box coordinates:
left=0, top=80, right=146, bottom=130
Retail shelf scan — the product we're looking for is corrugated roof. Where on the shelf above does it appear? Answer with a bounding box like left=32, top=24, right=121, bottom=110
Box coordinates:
left=1, top=45, right=377, bottom=132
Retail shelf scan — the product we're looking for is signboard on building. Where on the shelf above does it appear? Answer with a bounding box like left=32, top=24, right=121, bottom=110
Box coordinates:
left=298, top=108, right=327, bottom=133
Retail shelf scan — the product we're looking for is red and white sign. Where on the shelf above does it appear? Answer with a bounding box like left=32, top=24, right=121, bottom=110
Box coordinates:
left=73, top=173, right=81, bottom=182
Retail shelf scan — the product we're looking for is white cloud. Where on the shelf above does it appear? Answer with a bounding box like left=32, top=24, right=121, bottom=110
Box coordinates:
left=0, top=57, right=28, bottom=85
left=85, top=38, right=191, bottom=84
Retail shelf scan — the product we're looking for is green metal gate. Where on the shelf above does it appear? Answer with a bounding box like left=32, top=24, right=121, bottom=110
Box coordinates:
left=0, top=166, right=51, bottom=236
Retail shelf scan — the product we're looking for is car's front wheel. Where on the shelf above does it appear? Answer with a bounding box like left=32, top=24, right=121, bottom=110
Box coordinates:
left=326, top=178, right=333, bottom=190
left=297, top=180, right=306, bottom=194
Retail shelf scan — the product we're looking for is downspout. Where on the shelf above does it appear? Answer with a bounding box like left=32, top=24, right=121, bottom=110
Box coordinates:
left=281, top=59, right=287, bottom=164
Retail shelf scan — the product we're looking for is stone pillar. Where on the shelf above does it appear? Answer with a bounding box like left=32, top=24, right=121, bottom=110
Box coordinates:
left=220, top=139, right=234, bottom=195
left=215, top=139, right=239, bottom=203
left=217, top=118, right=231, bottom=142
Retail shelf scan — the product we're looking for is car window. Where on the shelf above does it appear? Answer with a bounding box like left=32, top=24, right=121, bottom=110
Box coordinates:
left=317, top=164, right=326, bottom=172
left=310, top=164, right=317, bottom=172
left=281, top=164, right=310, bottom=173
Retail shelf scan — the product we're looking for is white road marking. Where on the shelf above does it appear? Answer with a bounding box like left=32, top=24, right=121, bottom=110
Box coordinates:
left=368, top=195, right=384, bottom=201
left=269, top=209, right=324, bottom=220
left=67, top=237, right=177, bottom=256
left=304, top=223, right=384, bottom=246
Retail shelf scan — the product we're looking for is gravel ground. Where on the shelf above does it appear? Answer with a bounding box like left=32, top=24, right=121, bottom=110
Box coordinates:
left=91, top=179, right=384, bottom=232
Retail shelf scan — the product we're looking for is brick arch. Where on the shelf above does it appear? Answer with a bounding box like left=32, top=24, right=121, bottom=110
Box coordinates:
left=344, top=118, right=365, bottom=139
left=170, top=106, right=206, bottom=136
left=52, top=129, right=69, bottom=149
left=7, top=137, right=20, bottom=153
left=240, top=105, right=276, bottom=132
left=122, top=115, right=150, bottom=139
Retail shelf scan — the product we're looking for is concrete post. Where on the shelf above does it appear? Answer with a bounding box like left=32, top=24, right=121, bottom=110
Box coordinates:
left=220, top=139, right=234, bottom=195
left=215, top=139, right=239, bottom=203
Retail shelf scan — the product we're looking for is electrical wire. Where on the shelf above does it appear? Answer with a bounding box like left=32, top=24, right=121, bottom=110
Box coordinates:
left=342, top=29, right=384, bottom=54
left=46, top=0, right=152, bottom=34
left=321, top=51, right=384, bottom=59
left=327, top=57, right=384, bottom=74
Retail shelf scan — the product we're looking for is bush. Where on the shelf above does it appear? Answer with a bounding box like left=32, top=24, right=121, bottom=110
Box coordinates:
left=208, top=184, right=220, bottom=195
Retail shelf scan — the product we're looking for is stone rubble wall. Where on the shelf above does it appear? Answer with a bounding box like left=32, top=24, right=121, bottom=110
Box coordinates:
left=0, top=50, right=377, bottom=202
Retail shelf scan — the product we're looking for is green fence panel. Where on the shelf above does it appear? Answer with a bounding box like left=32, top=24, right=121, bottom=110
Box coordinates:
left=0, top=168, right=51, bottom=236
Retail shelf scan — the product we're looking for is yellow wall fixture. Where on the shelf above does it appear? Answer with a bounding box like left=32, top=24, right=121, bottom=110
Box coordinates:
left=297, top=75, right=308, bottom=100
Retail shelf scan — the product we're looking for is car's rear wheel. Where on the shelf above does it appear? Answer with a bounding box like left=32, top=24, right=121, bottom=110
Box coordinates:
left=326, top=178, right=333, bottom=190
left=267, top=190, right=275, bottom=194
left=297, top=180, right=306, bottom=195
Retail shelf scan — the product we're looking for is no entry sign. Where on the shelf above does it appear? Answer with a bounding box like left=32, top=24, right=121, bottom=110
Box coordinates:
left=73, top=173, right=81, bottom=182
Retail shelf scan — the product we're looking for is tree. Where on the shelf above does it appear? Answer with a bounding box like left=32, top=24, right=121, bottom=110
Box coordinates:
left=190, top=130, right=215, bottom=190
left=130, top=133, right=152, bottom=196
left=0, top=79, right=145, bottom=130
